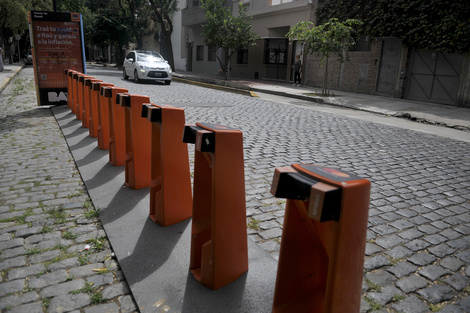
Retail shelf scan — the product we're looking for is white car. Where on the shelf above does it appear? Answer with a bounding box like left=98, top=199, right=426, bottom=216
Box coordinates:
left=123, top=50, right=172, bottom=85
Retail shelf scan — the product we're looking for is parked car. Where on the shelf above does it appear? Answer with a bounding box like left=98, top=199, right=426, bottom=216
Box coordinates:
left=123, top=50, right=172, bottom=85
left=25, top=49, right=33, bottom=65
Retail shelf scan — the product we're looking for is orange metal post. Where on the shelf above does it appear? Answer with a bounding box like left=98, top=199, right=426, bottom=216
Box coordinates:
left=104, top=87, right=128, bottom=166
left=95, top=83, right=114, bottom=149
left=71, top=72, right=81, bottom=115
left=118, top=94, right=152, bottom=189
left=75, top=74, right=87, bottom=120
left=81, top=76, right=96, bottom=128
left=90, top=81, right=105, bottom=138
left=142, top=104, right=192, bottom=226
left=183, top=123, right=248, bottom=290
left=270, top=164, right=370, bottom=313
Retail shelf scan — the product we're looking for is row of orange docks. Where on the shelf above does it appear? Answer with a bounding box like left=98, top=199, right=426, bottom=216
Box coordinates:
left=64, top=69, right=371, bottom=312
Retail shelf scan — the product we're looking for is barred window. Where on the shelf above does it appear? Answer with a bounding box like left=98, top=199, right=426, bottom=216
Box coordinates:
left=196, top=45, right=204, bottom=61
left=264, top=39, right=288, bottom=65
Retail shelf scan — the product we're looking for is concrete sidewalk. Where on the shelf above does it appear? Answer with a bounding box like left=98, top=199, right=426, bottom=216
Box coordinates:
left=0, top=64, right=24, bottom=94
left=173, top=72, right=470, bottom=132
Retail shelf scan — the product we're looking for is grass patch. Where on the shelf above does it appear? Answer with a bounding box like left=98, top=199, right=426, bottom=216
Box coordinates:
left=45, top=207, right=68, bottom=224
left=364, top=297, right=382, bottom=311
left=78, top=254, right=89, bottom=266
left=247, top=218, right=260, bottom=230
left=365, top=278, right=382, bottom=292
left=430, top=303, right=443, bottom=312
left=41, top=226, right=53, bottom=234
left=26, top=247, right=41, bottom=255
left=62, top=231, right=77, bottom=240
left=90, top=291, right=103, bottom=304
left=86, top=237, right=107, bottom=251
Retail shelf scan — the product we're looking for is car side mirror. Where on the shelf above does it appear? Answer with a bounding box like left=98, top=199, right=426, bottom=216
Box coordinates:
left=128, top=58, right=134, bottom=63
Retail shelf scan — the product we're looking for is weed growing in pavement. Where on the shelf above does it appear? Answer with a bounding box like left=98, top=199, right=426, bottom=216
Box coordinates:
left=247, top=218, right=260, bottom=230
left=78, top=254, right=89, bottom=265
left=429, top=303, right=443, bottom=312
left=364, top=297, right=382, bottom=311
left=62, top=231, right=77, bottom=240
left=84, top=208, right=99, bottom=219
left=26, top=247, right=41, bottom=255
left=45, top=207, right=68, bottom=224
left=87, top=236, right=107, bottom=251
left=41, top=226, right=52, bottom=233
left=90, top=291, right=104, bottom=304
left=365, top=278, right=382, bottom=292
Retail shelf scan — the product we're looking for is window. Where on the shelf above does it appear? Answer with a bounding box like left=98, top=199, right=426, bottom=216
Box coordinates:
left=269, top=0, right=293, bottom=5
left=351, top=35, right=371, bottom=52
left=263, top=39, right=288, bottom=65
left=196, top=45, right=204, bottom=61
left=208, top=46, right=217, bottom=62
left=237, top=48, right=248, bottom=64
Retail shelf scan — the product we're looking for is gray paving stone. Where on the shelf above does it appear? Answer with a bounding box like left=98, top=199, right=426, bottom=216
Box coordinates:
left=69, top=263, right=105, bottom=278
left=84, top=302, right=120, bottom=313
left=0, top=291, right=38, bottom=310
left=456, top=250, right=470, bottom=263
left=28, top=269, right=68, bottom=289
left=365, top=270, right=396, bottom=287
left=405, top=239, right=431, bottom=251
left=6, top=301, right=43, bottom=313
left=407, top=252, right=436, bottom=266
left=396, top=275, right=428, bottom=293
left=87, top=272, right=114, bottom=287
left=419, top=265, right=451, bottom=281
left=387, top=261, right=418, bottom=278
left=391, top=295, right=429, bottom=313
left=258, top=227, right=283, bottom=240
left=364, top=255, right=391, bottom=271
left=0, top=279, right=25, bottom=296
left=440, top=256, right=465, bottom=271
left=366, top=286, right=403, bottom=305
left=0, top=255, right=27, bottom=271
left=459, top=296, right=470, bottom=312
left=102, top=281, right=130, bottom=300
left=48, top=294, right=91, bottom=312
left=398, top=228, right=424, bottom=240
left=8, top=263, right=45, bottom=280
left=385, top=245, right=413, bottom=259
left=118, top=294, right=138, bottom=313
left=0, top=238, right=24, bottom=251
left=444, top=273, right=470, bottom=291
left=14, top=226, right=43, bottom=238
left=417, top=284, right=455, bottom=304
left=439, top=304, right=465, bottom=313
left=39, top=279, right=85, bottom=298
left=429, top=243, right=458, bottom=258
left=365, top=242, right=382, bottom=255
left=0, top=246, right=27, bottom=260
left=47, top=256, right=80, bottom=271
left=375, top=235, right=406, bottom=249
left=29, top=249, right=62, bottom=263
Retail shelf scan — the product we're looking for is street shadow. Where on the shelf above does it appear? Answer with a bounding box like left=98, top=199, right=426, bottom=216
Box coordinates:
left=116, top=217, right=190, bottom=286
left=0, top=108, right=50, bottom=134
left=75, top=145, right=109, bottom=168
left=181, top=271, right=248, bottom=313
left=84, top=161, right=124, bottom=191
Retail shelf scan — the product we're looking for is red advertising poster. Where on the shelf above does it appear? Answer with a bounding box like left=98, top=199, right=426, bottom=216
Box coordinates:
left=29, top=11, right=86, bottom=105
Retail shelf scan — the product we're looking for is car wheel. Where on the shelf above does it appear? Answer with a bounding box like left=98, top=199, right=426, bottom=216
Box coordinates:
left=164, top=80, right=171, bottom=85
left=134, top=70, right=140, bottom=83
left=123, top=67, right=128, bottom=80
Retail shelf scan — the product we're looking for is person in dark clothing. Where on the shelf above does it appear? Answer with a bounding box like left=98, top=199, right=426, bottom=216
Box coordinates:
left=292, top=54, right=302, bottom=86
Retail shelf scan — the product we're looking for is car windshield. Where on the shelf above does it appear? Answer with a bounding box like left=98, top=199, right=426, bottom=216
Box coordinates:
left=136, top=52, right=164, bottom=63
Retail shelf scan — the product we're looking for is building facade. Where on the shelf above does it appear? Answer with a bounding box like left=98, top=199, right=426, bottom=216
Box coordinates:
left=180, top=0, right=470, bottom=107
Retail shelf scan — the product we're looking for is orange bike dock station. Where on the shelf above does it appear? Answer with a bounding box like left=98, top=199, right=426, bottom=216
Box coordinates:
left=51, top=103, right=278, bottom=312
left=270, top=164, right=370, bottom=313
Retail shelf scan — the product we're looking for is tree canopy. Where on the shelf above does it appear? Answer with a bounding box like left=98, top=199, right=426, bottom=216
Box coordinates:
left=317, top=0, right=470, bottom=53
left=201, top=0, right=259, bottom=80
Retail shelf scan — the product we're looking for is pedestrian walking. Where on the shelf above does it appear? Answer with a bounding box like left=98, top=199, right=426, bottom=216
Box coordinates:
left=0, top=46, right=4, bottom=72
left=292, top=54, right=302, bottom=86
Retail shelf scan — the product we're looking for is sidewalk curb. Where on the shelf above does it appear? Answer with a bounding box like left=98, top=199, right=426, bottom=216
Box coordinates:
left=173, top=76, right=256, bottom=97
left=0, top=65, right=24, bottom=93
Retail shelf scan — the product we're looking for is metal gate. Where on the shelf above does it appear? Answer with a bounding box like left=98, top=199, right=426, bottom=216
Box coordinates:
left=405, top=49, right=463, bottom=105
left=376, top=39, right=402, bottom=96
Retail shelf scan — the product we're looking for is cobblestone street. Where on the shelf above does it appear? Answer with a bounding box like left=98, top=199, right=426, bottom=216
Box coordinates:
left=0, top=69, right=137, bottom=312
left=0, top=66, right=469, bottom=312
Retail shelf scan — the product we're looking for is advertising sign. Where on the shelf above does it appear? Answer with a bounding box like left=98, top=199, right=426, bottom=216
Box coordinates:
left=28, top=11, right=86, bottom=105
